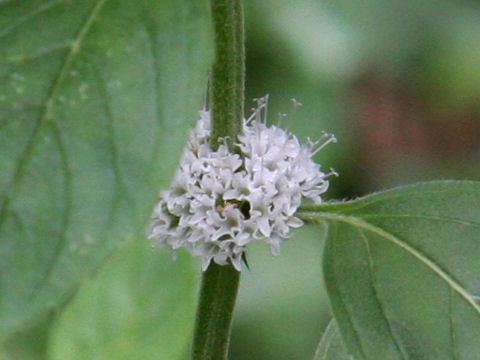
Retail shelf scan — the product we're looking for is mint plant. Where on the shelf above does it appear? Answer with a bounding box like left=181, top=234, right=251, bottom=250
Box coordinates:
left=1, top=1, right=479, bottom=360
left=148, top=104, right=336, bottom=271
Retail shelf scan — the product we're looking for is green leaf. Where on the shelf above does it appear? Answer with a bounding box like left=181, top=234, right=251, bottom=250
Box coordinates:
left=314, top=319, right=351, bottom=360
left=0, top=0, right=212, bottom=339
left=48, top=239, right=198, bottom=360
left=1, top=314, right=54, bottom=360
left=299, top=181, right=480, bottom=360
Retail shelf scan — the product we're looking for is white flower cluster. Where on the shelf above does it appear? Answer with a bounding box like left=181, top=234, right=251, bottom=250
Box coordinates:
left=148, top=100, right=336, bottom=271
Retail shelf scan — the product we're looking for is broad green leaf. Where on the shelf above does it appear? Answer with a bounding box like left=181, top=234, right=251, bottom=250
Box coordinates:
left=1, top=314, right=54, bottom=360
left=0, top=0, right=212, bottom=339
left=48, top=239, right=198, bottom=360
left=299, top=181, right=480, bottom=360
left=314, top=319, right=351, bottom=360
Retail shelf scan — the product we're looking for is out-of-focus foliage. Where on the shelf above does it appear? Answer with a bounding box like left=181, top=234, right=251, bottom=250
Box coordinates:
left=232, top=0, right=480, bottom=359
left=0, top=0, right=212, bottom=342
left=231, top=224, right=330, bottom=360
left=3, top=242, right=199, bottom=360
left=48, top=241, right=198, bottom=360
left=244, top=0, right=480, bottom=194
left=0, top=0, right=211, bottom=357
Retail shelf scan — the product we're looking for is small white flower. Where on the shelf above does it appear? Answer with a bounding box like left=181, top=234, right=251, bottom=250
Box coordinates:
left=148, top=98, right=336, bottom=271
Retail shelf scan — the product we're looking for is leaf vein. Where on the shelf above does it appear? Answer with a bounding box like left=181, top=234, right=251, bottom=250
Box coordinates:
left=329, top=224, right=369, bottom=360
left=141, top=19, right=165, bottom=171
left=30, top=121, right=72, bottom=299
left=304, top=212, right=480, bottom=316
left=449, top=288, right=460, bottom=360
left=360, top=228, right=408, bottom=359
left=0, top=0, right=109, bottom=233
left=315, top=320, right=337, bottom=359
left=0, top=0, right=64, bottom=40
left=5, top=41, right=72, bottom=65
left=88, top=57, right=127, bottom=226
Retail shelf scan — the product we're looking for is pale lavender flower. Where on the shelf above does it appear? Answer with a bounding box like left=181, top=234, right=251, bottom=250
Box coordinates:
left=148, top=100, right=336, bottom=271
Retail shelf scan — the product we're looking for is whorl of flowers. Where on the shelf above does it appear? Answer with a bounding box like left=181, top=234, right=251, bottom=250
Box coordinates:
left=148, top=97, right=336, bottom=271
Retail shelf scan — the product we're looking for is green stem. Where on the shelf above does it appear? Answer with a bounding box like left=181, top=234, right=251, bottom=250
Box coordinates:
left=191, top=1, right=244, bottom=359
left=210, top=0, right=245, bottom=150
left=191, top=263, right=240, bottom=360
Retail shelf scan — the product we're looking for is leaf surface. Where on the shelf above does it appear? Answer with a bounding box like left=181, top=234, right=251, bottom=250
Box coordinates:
left=0, top=0, right=212, bottom=338
left=299, top=181, right=480, bottom=360
left=314, top=319, right=351, bottom=360
left=48, top=240, right=198, bottom=360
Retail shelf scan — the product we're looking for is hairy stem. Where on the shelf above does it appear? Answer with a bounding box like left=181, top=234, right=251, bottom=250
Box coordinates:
left=210, top=0, right=244, bottom=150
left=191, top=1, right=244, bottom=359
left=191, top=263, right=240, bottom=360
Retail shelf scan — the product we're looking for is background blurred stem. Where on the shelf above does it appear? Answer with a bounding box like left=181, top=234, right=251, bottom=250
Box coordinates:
left=191, top=0, right=244, bottom=359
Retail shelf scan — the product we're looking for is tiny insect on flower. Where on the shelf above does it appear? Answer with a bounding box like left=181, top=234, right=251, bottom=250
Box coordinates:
left=148, top=97, right=336, bottom=271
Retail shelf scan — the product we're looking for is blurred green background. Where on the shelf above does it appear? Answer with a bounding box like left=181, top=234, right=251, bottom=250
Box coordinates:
left=232, top=0, right=480, bottom=359
left=3, top=0, right=480, bottom=359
